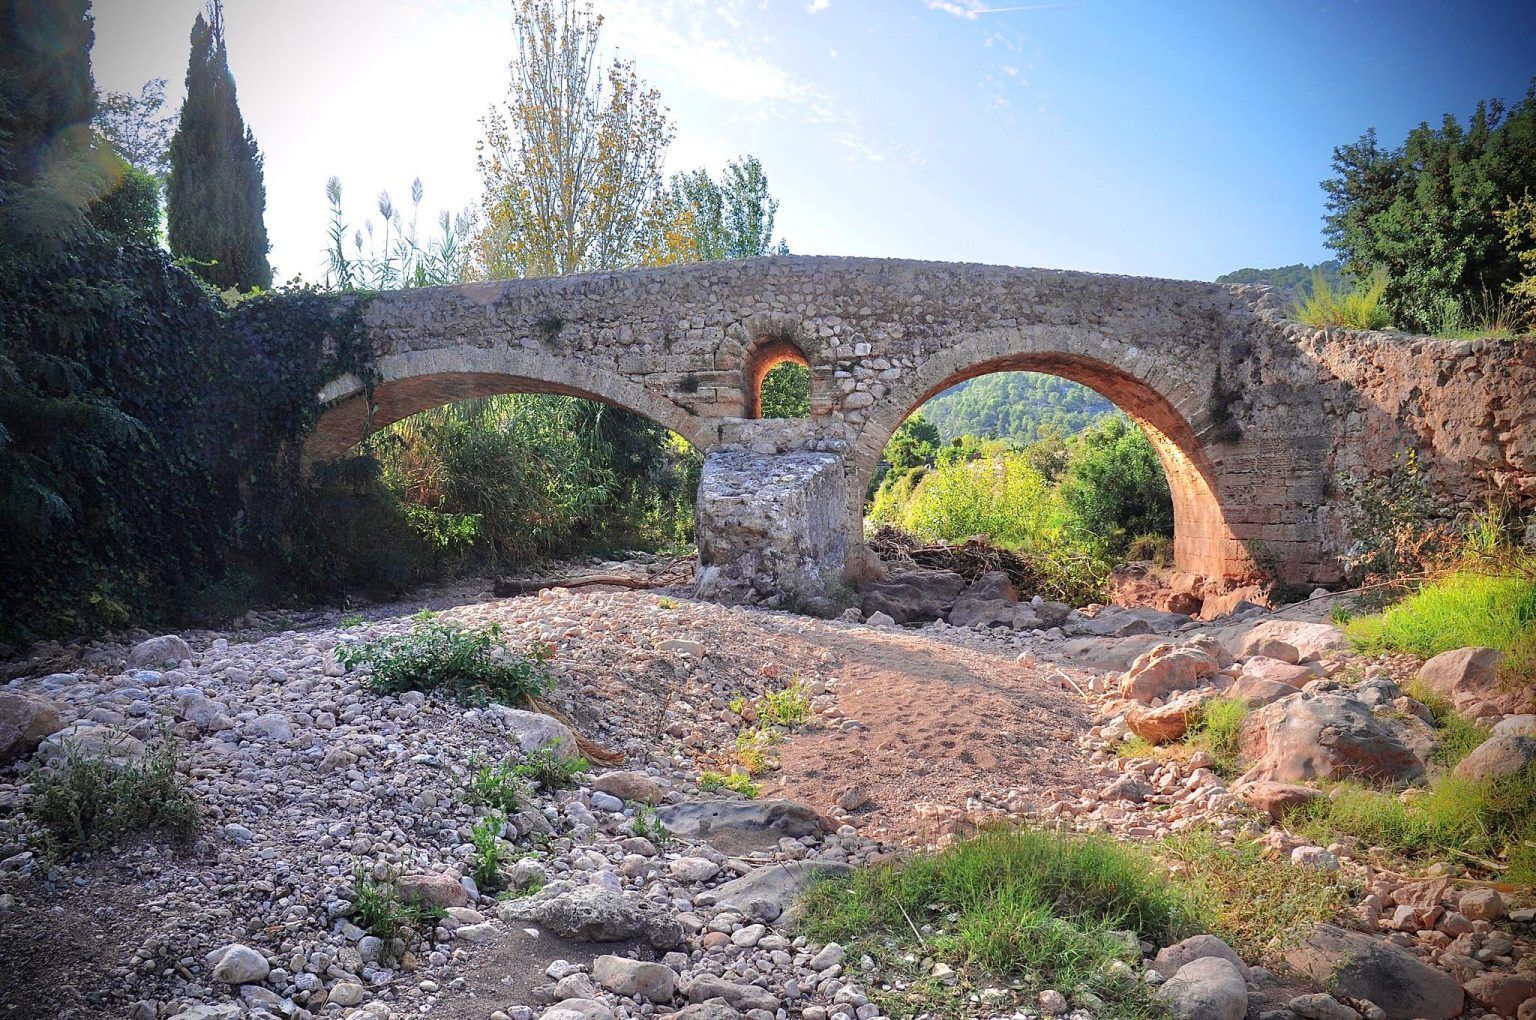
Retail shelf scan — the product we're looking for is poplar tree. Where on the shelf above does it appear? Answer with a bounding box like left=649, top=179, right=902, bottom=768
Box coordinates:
left=166, top=1, right=271, bottom=290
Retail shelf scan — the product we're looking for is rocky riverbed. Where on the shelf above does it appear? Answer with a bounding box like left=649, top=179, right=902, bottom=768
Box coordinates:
left=0, top=571, right=1532, bottom=1020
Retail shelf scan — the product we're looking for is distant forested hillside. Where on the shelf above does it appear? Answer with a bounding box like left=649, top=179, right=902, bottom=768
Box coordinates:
left=918, top=373, right=1114, bottom=444
left=1217, top=260, right=1345, bottom=296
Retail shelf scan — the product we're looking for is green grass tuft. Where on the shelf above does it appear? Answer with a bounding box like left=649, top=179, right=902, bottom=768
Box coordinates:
left=698, top=770, right=760, bottom=798
left=512, top=743, right=588, bottom=789
left=336, top=620, right=555, bottom=704
left=1293, top=269, right=1391, bottom=329
left=27, top=733, right=199, bottom=856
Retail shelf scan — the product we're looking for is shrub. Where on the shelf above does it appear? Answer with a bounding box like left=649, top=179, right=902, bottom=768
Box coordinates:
left=27, top=734, right=199, bottom=856
left=801, top=827, right=1196, bottom=1015
left=1293, top=269, right=1391, bottom=329
left=754, top=680, right=812, bottom=727
left=467, top=757, right=533, bottom=813
left=513, top=742, right=589, bottom=788
left=759, top=360, right=811, bottom=418
left=1188, top=697, right=1249, bottom=776
left=1401, top=680, right=1490, bottom=767
left=336, top=620, right=555, bottom=704
left=470, top=813, right=508, bottom=892
left=698, top=771, right=759, bottom=798
left=351, top=864, right=444, bottom=941
left=1125, top=533, right=1173, bottom=566
left=1060, top=417, right=1173, bottom=555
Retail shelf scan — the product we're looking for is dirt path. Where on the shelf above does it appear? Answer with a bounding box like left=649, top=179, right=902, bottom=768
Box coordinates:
left=761, top=623, right=1095, bottom=844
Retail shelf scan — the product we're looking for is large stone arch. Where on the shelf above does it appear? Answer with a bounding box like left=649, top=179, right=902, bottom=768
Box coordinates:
left=849, top=330, right=1243, bottom=579
left=306, top=344, right=707, bottom=459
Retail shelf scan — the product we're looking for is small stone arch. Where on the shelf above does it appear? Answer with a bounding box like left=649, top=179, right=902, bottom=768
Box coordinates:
left=851, top=341, right=1249, bottom=580
left=742, top=336, right=812, bottom=419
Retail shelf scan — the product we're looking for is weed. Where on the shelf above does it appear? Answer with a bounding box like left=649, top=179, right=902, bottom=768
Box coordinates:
left=467, top=757, right=532, bottom=813
left=758, top=680, right=812, bottom=727
left=351, top=864, right=445, bottom=941
left=470, top=813, right=508, bottom=892
left=1189, top=697, right=1248, bottom=776
left=336, top=620, right=555, bottom=705
left=27, top=732, right=199, bottom=856
left=734, top=726, right=781, bottom=775
left=1401, top=680, right=1490, bottom=767
left=698, top=771, right=760, bottom=798
left=801, top=827, right=1196, bottom=1018
left=630, top=805, right=673, bottom=848
left=1160, top=832, right=1354, bottom=960
left=340, top=612, right=365, bottom=628
left=513, top=742, right=589, bottom=789
left=1294, top=268, right=1391, bottom=330
left=656, top=595, right=677, bottom=610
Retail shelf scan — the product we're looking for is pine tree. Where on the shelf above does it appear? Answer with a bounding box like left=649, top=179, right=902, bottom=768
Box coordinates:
left=166, top=1, right=270, bottom=291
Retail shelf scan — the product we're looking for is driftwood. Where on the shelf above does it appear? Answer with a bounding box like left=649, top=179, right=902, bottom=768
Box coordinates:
left=493, top=557, right=692, bottom=598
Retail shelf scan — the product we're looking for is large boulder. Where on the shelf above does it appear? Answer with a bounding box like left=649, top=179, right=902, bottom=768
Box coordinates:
left=592, top=955, right=676, bottom=1002
left=657, top=799, right=832, bottom=855
left=1126, top=692, right=1206, bottom=745
left=1227, top=674, right=1304, bottom=708
left=1240, top=655, right=1316, bottom=688
left=1237, top=693, right=1426, bottom=786
left=393, top=872, right=469, bottom=909
left=1119, top=643, right=1222, bottom=704
left=1418, top=646, right=1530, bottom=714
left=947, top=571, right=1019, bottom=628
left=696, top=859, right=853, bottom=923
left=1453, top=733, right=1536, bottom=782
left=500, top=885, right=683, bottom=948
left=592, top=770, right=665, bottom=805
left=483, top=706, right=579, bottom=754
left=1225, top=621, right=1348, bottom=663
left=860, top=568, right=967, bottom=624
left=127, top=634, right=192, bottom=668
left=0, top=691, right=63, bottom=762
left=1155, top=957, right=1247, bottom=1020
left=1283, top=923, right=1463, bottom=1020
left=1232, top=780, right=1325, bottom=821
left=1153, top=934, right=1251, bottom=981
left=36, top=722, right=144, bottom=764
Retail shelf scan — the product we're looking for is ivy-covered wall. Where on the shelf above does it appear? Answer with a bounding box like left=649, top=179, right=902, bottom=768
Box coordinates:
left=0, top=237, right=373, bottom=647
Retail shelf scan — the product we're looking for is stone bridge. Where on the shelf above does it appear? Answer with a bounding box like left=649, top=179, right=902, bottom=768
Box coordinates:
left=308, top=256, right=1536, bottom=604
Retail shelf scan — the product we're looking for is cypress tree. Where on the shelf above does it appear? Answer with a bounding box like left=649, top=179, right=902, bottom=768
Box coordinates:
left=166, top=0, right=271, bottom=291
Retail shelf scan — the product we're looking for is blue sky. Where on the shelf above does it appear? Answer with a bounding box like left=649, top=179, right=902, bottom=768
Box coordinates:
left=93, top=0, right=1534, bottom=283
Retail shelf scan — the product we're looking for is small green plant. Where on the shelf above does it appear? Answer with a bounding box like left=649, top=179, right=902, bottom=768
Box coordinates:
left=734, top=726, right=781, bottom=775
left=27, top=732, right=199, bottom=856
left=412, top=608, right=439, bottom=622
left=513, top=742, right=589, bottom=788
left=470, top=813, right=508, bottom=892
left=335, top=620, right=555, bottom=705
left=1188, top=697, right=1249, bottom=776
left=351, top=864, right=445, bottom=941
left=340, top=612, right=365, bottom=628
left=467, top=757, right=533, bottom=813
left=698, top=771, right=760, bottom=798
left=656, top=595, right=677, bottom=610
left=1402, top=680, right=1490, bottom=767
left=1294, top=268, right=1391, bottom=329
left=757, top=680, right=812, bottom=727
left=630, top=805, right=674, bottom=848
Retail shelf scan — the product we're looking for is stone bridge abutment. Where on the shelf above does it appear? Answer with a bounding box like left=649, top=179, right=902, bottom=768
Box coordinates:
left=303, top=257, right=1536, bottom=607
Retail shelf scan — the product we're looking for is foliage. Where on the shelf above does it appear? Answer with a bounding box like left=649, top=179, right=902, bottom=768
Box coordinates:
left=1059, top=417, right=1174, bottom=556
left=1188, top=697, right=1249, bottom=777
left=323, top=176, right=476, bottom=292
left=512, top=742, right=589, bottom=788
left=1344, top=569, right=1536, bottom=662
left=1337, top=449, right=1459, bottom=583
left=467, top=757, right=533, bottom=814
left=801, top=827, right=1196, bottom=1017
left=352, top=864, right=444, bottom=941
left=1292, top=268, right=1391, bottom=329
left=166, top=1, right=271, bottom=292
left=756, top=680, right=813, bottom=727
left=1498, top=191, right=1536, bottom=327
left=698, top=771, right=759, bottom=798
left=630, top=805, right=673, bottom=848
left=1125, top=533, right=1173, bottom=565
left=335, top=620, right=555, bottom=704
left=470, top=813, right=509, bottom=892
left=1299, top=767, right=1536, bottom=884
left=919, top=373, right=1112, bottom=446
left=86, top=154, right=161, bottom=244
left=1321, top=80, right=1536, bottom=333
left=475, top=0, right=671, bottom=278
left=94, top=77, right=174, bottom=177
left=1216, top=261, right=1346, bottom=297
left=1401, top=679, right=1491, bottom=768
left=26, top=732, right=199, bottom=856
left=758, top=361, right=811, bottom=418
left=651, top=154, right=790, bottom=264
left=1160, top=833, right=1353, bottom=960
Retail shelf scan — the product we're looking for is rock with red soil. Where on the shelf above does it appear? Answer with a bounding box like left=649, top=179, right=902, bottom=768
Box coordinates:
left=1463, top=974, right=1536, bottom=1017
left=1119, top=643, right=1222, bottom=704
left=1227, top=674, right=1304, bottom=708
left=1126, top=692, right=1206, bottom=745
left=1240, top=655, right=1317, bottom=687
left=1226, top=620, right=1349, bottom=663
left=1237, top=692, right=1427, bottom=786
left=1284, top=924, right=1464, bottom=1020
left=393, top=872, right=469, bottom=909
left=1245, top=638, right=1300, bottom=664
left=1418, top=646, right=1531, bottom=713
left=1232, top=779, right=1325, bottom=820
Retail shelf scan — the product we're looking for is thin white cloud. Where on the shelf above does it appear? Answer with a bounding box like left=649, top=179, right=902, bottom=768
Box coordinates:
left=807, top=0, right=831, bottom=12
left=926, top=1, right=1064, bottom=18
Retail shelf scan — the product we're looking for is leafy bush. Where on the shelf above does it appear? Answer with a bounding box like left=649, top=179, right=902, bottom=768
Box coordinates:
left=336, top=620, right=555, bottom=704
left=1059, top=417, right=1174, bottom=554
left=27, top=734, right=199, bottom=856
left=698, top=771, right=759, bottom=798
left=351, top=864, right=444, bottom=941
left=1292, top=269, right=1391, bottom=329
left=801, top=827, right=1196, bottom=1016
left=470, top=813, right=508, bottom=892
left=630, top=805, right=674, bottom=848
left=751, top=680, right=812, bottom=727
left=759, top=360, right=810, bottom=418
left=467, top=757, right=533, bottom=813
left=512, top=743, right=589, bottom=788
left=1125, top=533, right=1173, bottom=565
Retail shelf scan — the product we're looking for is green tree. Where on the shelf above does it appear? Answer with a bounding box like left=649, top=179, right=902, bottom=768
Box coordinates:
left=886, top=414, right=941, bottom=473
left=1059, top=417, right=1172, bottom=553
left=758, top=361, right=810, bottom=418
left=94, top=78, right=174, bottom=177
left=1321, top=81, right=1536, bottom=332
left=166, top=1, right=271, bottom=291
left=86, top=157, right=161, bottom=244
